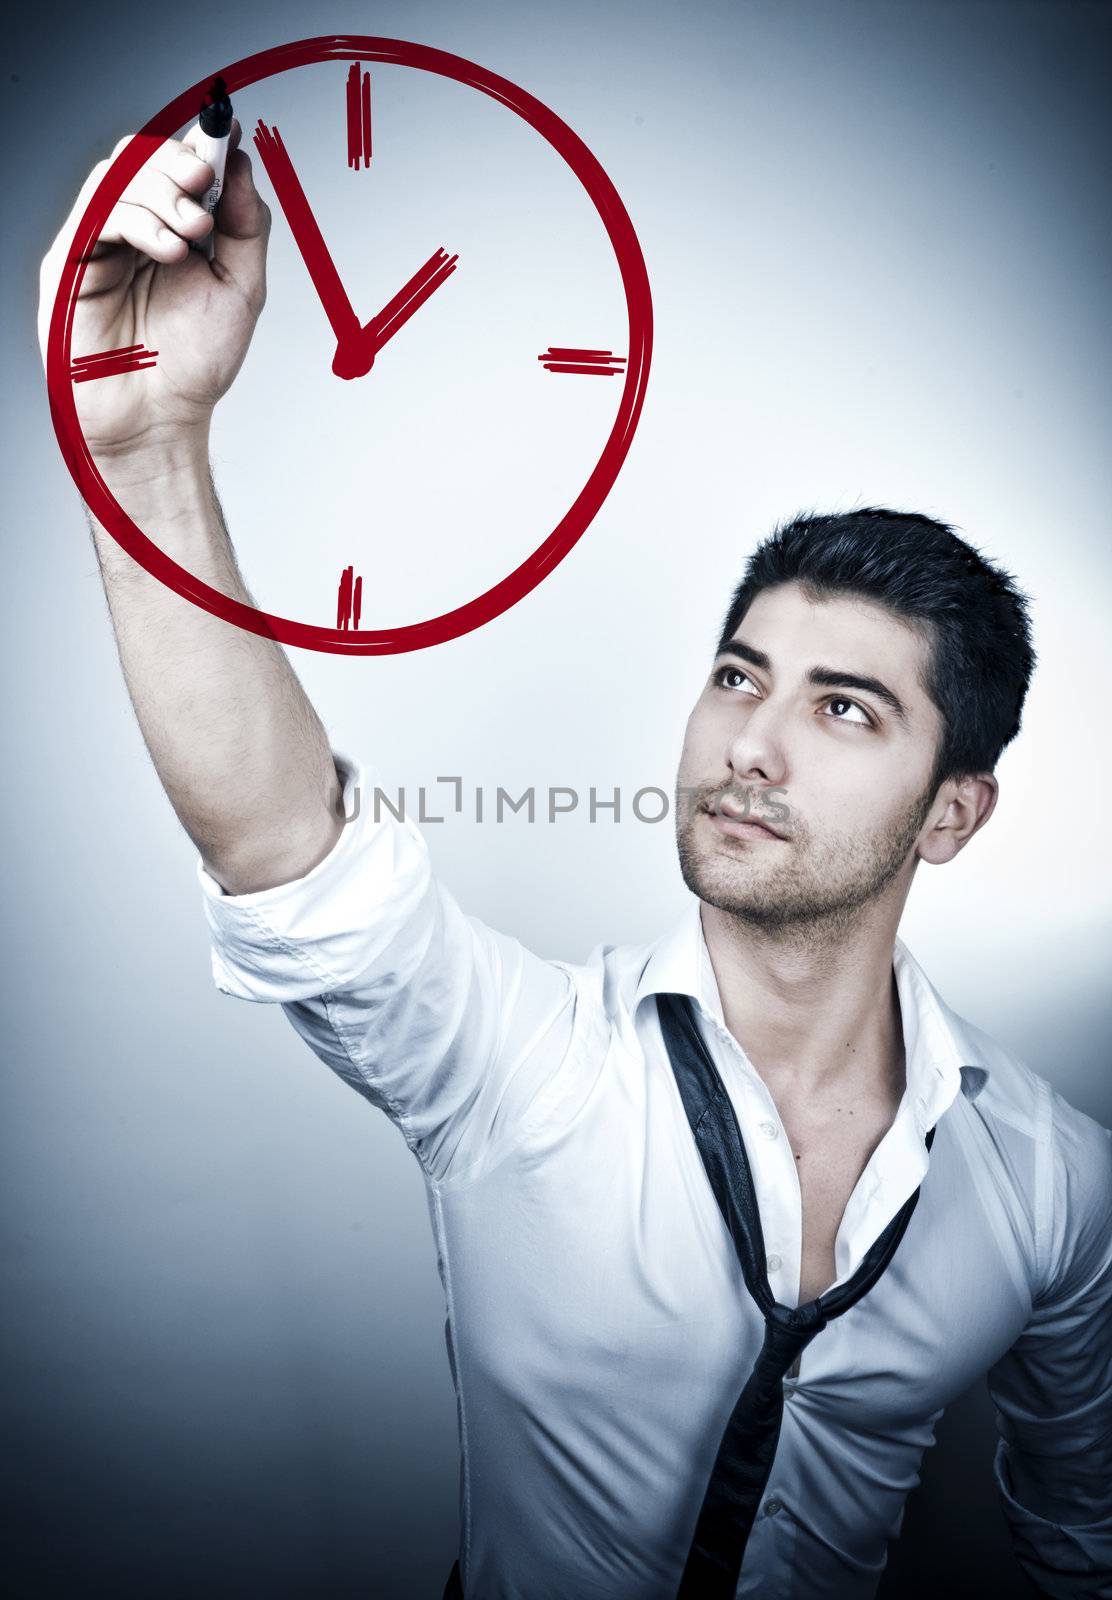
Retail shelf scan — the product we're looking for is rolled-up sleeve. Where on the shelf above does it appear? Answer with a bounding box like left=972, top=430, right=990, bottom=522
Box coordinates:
left=197, top=749, right=576, bottom=1185
left=986, top=1091, right=1112, bottom=1597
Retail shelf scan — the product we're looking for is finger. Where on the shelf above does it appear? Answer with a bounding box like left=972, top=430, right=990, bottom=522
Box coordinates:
left=38, top=134, right=206, bottom=354
left=210, top=146, right=270, bottom=306
left=155, top=142, right=216, bottom=197
left=120, top=166, right=213, bottom=242
left=45, top=136, right=206, bottom=265
left=94, top=198, right=191, bottom=264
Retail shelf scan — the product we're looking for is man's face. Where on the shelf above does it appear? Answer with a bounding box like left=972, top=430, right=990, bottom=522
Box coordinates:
left=675, top=582, right=946, bottom=935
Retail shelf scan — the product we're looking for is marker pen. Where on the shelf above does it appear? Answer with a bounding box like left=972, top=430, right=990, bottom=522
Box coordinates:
left=190, top=75, right=233, bottom=259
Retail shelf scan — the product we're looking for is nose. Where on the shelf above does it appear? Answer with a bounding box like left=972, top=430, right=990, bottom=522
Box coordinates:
left=725, top=696, right=788, bottom=789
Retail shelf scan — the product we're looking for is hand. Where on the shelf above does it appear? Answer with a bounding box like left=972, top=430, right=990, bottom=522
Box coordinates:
left=252, top=119, right=457, bottom=380
left=38, top=117, right=272, bottom=460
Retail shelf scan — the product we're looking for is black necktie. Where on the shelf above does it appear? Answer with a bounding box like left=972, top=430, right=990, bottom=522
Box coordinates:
left=656, top=990, right=934, bottom=1600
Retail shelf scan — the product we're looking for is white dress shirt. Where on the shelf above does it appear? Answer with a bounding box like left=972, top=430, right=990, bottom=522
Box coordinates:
left=197, top=751, right=1112, bottom=1599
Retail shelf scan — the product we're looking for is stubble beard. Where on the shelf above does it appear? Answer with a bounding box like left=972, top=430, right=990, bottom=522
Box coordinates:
left=674, top=779, right=937, bottom=949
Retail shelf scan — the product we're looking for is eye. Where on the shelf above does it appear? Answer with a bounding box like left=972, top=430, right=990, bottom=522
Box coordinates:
left=822, top=696, right=872, bottom=727
left=712, top=665, right=760, bottom=694
left=712, top=668, right=874, bottom=728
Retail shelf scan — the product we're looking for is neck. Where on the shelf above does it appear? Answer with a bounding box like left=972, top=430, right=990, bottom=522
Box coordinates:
left=699, top=898, right=906, bottom=1102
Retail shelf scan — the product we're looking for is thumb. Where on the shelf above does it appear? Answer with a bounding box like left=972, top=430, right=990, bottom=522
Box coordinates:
left=210, top=122, right=270, bottom=304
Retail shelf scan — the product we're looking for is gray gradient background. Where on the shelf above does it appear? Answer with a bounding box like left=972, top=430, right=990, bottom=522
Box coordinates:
left=4, top=1, right=1110, bottom=1596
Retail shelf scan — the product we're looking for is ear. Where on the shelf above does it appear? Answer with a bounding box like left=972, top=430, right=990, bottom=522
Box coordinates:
left=917, top=773, right=999, bottom=866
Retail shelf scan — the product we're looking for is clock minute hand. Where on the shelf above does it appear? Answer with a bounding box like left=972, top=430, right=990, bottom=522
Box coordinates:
left=337, top=248, right=460, bottom=375
left=252, top=119, right=362, bottom=347
left=365, top=248, right=459, bottom=351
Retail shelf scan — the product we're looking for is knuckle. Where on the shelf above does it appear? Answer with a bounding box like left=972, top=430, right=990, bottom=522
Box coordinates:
left=177, top=143, right=212, bottom=174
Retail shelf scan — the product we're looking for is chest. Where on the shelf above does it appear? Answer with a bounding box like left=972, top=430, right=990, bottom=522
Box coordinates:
left=441, top=1072, right=1030, bottom=1434
left=776, top=1094, right=903, bottom=1303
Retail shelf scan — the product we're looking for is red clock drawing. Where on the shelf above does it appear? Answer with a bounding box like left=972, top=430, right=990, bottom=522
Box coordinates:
left=46, top=36, right=653, bottom=655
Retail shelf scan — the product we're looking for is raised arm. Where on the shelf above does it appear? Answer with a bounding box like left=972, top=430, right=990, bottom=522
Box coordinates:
left=37, top=118, right=341, bottom=894
left=37, top=121, right=582, bottom=1186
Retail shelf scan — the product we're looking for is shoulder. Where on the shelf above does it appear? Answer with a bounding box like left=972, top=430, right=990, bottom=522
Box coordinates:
left=946, top=1000, right=1108, bottom=1157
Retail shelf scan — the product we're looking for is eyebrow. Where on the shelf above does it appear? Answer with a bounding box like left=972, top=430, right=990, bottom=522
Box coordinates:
left=714, top=636, right=911, bottom=724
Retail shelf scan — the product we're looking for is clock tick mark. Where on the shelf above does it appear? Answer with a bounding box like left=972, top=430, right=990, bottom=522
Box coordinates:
left=346, top=65, right=372, bottom=170
left=337, top=565, right=363, bottom=630
left=71, top=343, right=158, bottom=382
left=539, top=347, right=627, bottom=377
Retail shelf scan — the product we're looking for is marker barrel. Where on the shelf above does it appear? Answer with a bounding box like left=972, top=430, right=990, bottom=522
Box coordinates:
left=190, top=125, right=230, bottom=260
left=190, top=76, right=233, bottom=261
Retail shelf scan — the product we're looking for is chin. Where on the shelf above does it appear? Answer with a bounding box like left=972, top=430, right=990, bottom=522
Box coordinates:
left=678, top=848, right=768, bottom=909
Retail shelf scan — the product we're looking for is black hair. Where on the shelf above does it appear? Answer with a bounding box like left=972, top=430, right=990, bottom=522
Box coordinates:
left=716, top=507, right=1037, bottom=796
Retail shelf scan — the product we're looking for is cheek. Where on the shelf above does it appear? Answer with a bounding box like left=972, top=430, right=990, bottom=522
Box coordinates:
left=810, top=770, right=894, bottom=843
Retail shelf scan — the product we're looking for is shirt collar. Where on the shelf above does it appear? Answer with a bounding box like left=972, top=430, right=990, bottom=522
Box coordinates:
left=632, top=894, right=990, bottom=1109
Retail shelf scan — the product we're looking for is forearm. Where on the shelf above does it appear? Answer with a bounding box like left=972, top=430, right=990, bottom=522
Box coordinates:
left=86, top=433, right=344, bottom=894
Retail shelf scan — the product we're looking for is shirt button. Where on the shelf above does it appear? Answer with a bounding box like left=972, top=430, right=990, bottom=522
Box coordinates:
left=764, top=1498, right=783, bottom=1517
left=759, top=1120, right=779, bottom=1139
left=766, top=1253, right=783, bottom=1273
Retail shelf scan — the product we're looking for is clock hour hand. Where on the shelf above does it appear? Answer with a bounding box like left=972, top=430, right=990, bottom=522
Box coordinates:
left=252, top=119, right=362, bottom=347
left=333, top=248, right=459, bottom=379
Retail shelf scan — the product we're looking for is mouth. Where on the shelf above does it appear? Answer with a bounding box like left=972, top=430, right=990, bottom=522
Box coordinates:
left=701, top=802, right=786, bottom=842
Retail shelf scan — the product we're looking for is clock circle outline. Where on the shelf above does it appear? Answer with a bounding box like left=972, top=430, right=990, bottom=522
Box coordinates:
left=47, top=35, right=654, bottom=655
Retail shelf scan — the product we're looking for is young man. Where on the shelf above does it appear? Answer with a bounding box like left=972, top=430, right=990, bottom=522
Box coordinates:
left=41, top=124, right=1111, bottom=1600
